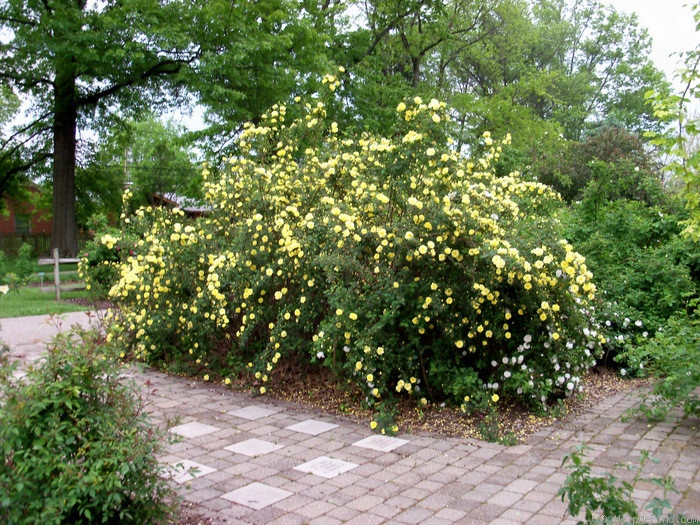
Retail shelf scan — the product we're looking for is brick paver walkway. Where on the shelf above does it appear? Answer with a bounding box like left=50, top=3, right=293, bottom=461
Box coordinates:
left=3, top=312, right=699, bottom=524
left=142, top=369, right=699, bottom=524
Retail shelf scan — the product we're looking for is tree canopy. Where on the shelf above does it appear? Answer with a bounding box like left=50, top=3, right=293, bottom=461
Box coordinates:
left=0, top=0, right=674, bottom=254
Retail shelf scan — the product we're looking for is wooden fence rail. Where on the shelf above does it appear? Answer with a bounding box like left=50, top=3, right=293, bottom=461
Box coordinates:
left=37, top=248, right=85, bottom=301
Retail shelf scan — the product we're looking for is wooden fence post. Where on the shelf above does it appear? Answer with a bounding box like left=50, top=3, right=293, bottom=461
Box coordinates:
left=53, top=248, right=61, bottom=301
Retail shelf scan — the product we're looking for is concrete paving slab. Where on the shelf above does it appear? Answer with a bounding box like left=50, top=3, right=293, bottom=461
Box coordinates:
left=224, top=438, right=284, bottom=457
left=285, top=419, right=339, bottom=435
left=229, top=406, right=279, bottom=420
left=293, top=456, right=359, bottom=478
left=170, top=422, right=221, bottom=438
left=352, top=435, right=409, bottom=452
left=221, top=482, right=293, bottom=510
left=167, top=459, right=218, bottom=484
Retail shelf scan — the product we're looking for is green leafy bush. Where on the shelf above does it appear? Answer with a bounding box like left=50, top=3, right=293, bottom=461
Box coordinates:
left=559, top=443, right=679, bottom=525
left=2, top=243, right=35, bottom=291
left=0, top=327, right=177, bottom=524
left=561, top=199, right=697, bottom=344
left=79, top=227, right=137, bottom=298
left=100, top=81, right=608, bottom=426
left=618, top=302, right=700, bottom=421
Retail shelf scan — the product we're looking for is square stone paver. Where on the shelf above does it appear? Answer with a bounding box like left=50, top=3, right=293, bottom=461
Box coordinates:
left=166, top=459, right=217, bottom=484
left=294, top=456, right=359, bottom=478
left=353, top=435, right=409, bottom=452
left=285, top=419, right=339, bottom=435
left=224, top=438, right=284, bottom=457
left=221, top=482, right=293, bottom=510
left=228, top=406, right=279, bottom=420
left=170, top=422, right=220, bottom=438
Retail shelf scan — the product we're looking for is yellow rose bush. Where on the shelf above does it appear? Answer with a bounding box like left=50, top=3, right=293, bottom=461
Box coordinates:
left=96, top=83, right=606, bottom=418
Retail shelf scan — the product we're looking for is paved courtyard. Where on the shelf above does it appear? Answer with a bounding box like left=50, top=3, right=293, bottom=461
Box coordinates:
left=3, top=312, right=699, bottom=524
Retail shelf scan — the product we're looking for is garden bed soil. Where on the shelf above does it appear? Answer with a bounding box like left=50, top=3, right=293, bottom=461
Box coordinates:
left=254, top=359, right=649, bottom=441
left=61, top=296, right=114, bottom=310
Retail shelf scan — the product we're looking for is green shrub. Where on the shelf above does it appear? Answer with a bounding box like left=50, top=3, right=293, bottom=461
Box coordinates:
left=559, top=443, right=679, bottom=525
left=102, top=80, right=608, bottom=427
left=0, top=250, right=7, bottom=278
left=560, top=199, right=697, bottom=349
left=2, top=243, right=35, bottom=291
left=0, top=327, right=177, bottom=524
left=79, top=228, right=136, bottom=298
left=618, top=302, right=700, bottom=421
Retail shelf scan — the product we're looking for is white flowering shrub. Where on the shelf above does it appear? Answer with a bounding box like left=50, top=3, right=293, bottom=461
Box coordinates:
left=97, top=78, right=607, bottom=421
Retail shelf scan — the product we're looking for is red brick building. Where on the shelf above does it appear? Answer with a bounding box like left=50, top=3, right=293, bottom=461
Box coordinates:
left=0, top=186, right=51, bottom=235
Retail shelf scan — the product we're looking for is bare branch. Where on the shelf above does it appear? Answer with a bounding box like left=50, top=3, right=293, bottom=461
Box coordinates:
left=2, top=151, right=52, bottom=177
left=0, top=71, right=53, bottom=90
left=76, top=56, right=197, bottom=108
left=0, top=15, right=37, bottom=26
left=1, top=123, right=52, bottom=164
left=0, top=111, right=52, bottom=150
left=363, top=8, right=416, bottom=59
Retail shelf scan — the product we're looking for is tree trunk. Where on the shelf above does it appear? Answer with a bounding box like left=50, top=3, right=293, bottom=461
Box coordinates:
left=52, top=63, right=79, bottom=257
left=411, top=56, right=421, bottom=89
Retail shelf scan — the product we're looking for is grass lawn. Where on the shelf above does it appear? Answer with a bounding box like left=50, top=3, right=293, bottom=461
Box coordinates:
left=0, top=286, right=98, bottom=318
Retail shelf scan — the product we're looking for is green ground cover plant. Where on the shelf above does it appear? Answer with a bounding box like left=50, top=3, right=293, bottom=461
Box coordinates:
left=87, top=80, right=610, bottom=430
left=0, top=327, right=178, bottom=524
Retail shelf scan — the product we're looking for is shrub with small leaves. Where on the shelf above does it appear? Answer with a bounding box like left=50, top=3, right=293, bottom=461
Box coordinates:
left=0, top=326, right=178, bottom=524
left=79, top=225, right=139, bottom=299
left=102, top=77, right=607, bottom=426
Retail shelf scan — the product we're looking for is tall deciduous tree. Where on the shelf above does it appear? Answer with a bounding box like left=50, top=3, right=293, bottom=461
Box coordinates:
left=442, top=0, right=668, bottom=147
left=333, top=0, right=667, bottom=148
left=0, top=0, right=327, bottom=255
left=0, top=0, right=201, bottom=255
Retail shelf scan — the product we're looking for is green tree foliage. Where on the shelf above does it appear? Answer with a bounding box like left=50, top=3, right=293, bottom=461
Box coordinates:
left=645, top=2, right=700, bottom=241
left=77, top=116, right=200, bottom=225
left=122, top=119, right=201, bottom=208
left=562, top=199, right=697, bottom=334
left=333, top=0, right=667, bottom=148
left=328, top=0, right=502, bottom=135
left=0, top=83, right=28, bottom=205
left=183, top=0, right=331, bottom=155
left=0, top=84, right=18, bottom=123
left=445, top=0, right=667, bottom=143
left=539, top=126, right=664, bottom=205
